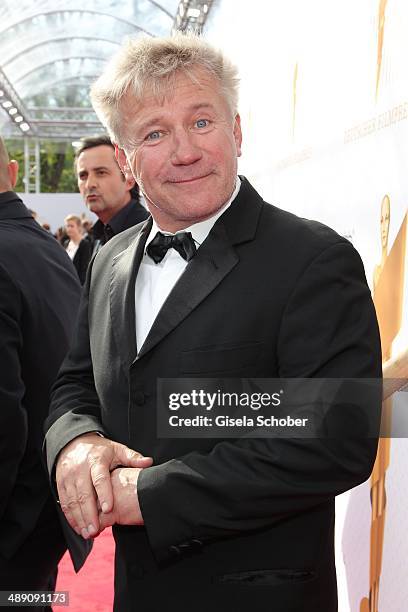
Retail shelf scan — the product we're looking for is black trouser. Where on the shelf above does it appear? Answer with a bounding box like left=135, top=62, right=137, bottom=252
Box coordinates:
left=0, top=501, right=66, bottom=611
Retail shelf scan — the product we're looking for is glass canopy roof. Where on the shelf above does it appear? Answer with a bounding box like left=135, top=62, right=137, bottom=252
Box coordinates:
left=0, top=0, right=180, bottom=140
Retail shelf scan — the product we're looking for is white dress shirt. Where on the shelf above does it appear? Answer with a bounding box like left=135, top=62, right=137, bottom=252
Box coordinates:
left=134, top=178, right=241, bottom=352
left=65, top=240, right=79, bottom=260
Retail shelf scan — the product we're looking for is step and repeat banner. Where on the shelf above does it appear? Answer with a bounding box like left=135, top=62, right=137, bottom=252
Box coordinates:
left=205, top=1, right=407, bottom=610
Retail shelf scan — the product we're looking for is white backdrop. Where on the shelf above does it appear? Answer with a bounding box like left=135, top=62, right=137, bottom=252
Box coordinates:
left=16, top=192, right=96, bottom=230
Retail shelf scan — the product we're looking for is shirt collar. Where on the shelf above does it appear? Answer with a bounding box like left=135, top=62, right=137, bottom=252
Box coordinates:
left=106, top=198, right=134, bottom=234
left=92, top=198, right=135, bottom=242
left=145, top=177, right=241, bottom=251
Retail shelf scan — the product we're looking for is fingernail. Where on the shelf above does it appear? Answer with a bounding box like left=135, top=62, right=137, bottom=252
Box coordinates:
left=102, top=502, right=109, bottom=513
left=81, top=528, right=89, bottom=539
left=88, top=523, right=96, bottom=536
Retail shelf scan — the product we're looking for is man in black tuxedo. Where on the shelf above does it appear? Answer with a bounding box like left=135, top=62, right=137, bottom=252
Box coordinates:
left=75, top=135, right=149, bottom=255
left=45, top=35, right=382, bottom=611
left=0, top=138, right=82, bottom=605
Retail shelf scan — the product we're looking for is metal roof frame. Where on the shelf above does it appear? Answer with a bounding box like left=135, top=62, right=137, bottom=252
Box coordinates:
left=2, top=36, right=121, bottom=67
left=0, top=5, right=169, bottom=35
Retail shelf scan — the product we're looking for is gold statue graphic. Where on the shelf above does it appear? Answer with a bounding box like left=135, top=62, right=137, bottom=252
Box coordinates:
left=376, top=0, right=388, bottom=100
left=360, top=198, right=407, bottom=612
left=373, top=195, right=391, bottom=287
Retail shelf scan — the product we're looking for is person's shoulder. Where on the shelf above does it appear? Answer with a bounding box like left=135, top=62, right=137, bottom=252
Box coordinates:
left=122, top=198, right=150, bottom=228
left=239, top=177, right=347, bottom=252
left=78, top=236, right=92, bottom=253
left=0, top=214, right=45, bottom=251
left=95, top=219, right=149, bottom=260
left=0, top=218, right=80, bottom=296
left=256, top=202, right=364, bottom=290
left=259, top=198, right=351, bottom=260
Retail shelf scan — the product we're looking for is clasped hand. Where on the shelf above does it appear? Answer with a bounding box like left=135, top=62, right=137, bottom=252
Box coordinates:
left=55, top=433, right=153, bottom=539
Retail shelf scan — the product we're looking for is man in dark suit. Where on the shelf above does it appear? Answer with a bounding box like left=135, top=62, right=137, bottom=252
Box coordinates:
left=45, top=35, right=382, bottom=611
left=75, top=135, right=149, bottom=255
left=0, top=138, right=82, bottom=605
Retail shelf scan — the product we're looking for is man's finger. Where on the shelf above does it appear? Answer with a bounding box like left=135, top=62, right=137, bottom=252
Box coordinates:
left=90, top=461, right=114, bottom=515
left=57, top=482, right=81, bottom=535
left=131, top=455, right=153, bottom=468
left=59, top=479, right=96, bottom=537
left=111, top=443, right=153, bottom=470
left=75, top=477, right=100, bottom=538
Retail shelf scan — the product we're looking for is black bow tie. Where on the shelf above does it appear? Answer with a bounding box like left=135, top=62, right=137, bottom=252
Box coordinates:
left=146, top=231, right=197, bottom=264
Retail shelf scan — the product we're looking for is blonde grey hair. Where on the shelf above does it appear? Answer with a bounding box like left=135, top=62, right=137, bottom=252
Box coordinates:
left=90, top=34, right=240, bottom=149
left=64, top=214, right=82, bottom=227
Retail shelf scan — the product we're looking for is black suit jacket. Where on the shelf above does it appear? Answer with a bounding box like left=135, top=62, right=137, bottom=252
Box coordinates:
left=0, top=192, right=83, bottom=562
left=45, top=178, right=382, bottom=611
left=72, top=238, right=92, bottom=285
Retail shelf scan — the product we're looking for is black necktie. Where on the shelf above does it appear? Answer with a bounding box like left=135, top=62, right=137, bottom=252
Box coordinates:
left=146, top=231, right=197, bottom=264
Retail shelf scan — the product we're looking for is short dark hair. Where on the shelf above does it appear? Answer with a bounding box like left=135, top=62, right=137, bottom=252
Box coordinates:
left=74, top=134, right=114, bottom=160
left=74, top=134, right=140, bottom=202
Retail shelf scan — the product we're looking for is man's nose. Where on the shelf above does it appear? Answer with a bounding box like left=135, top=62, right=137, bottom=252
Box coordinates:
left=86, top=174, right=98, bottom=190
left=171, top=129, right=202, bottom=165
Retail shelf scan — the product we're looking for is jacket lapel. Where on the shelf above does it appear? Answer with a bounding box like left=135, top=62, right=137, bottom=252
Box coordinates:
left=136, top=178, right=263, bottom=360
left=110, top=218, right=152, bottom=368
left=136, top=223, right=238, bottom=359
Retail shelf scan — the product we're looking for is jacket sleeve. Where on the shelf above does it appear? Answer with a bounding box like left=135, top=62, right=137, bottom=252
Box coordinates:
left=137, top=241, right=383, bottom=563
left=0, top=265, right=27, bottom=520
left=44, top=261, right=106, bottom=477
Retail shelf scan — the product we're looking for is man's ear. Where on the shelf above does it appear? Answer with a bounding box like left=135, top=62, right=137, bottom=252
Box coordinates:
left=115, top=145, right=135, bottom=189
left=8, top=160, right=18, bottom=188
left=115, top=145, right=128, bottom=174
left=125, top=174, right=135, bottom=191
left=233, top=113, right=242, bottom=158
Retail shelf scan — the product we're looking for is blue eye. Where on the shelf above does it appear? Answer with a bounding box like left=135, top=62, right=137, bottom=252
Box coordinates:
left=146, top=131, right=161, bottom=140
left=196, top=119, right=209, bottom=128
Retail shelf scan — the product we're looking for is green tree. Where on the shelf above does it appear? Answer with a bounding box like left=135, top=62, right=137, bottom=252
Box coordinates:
left=40, top=142, right=77, bottom=193
left=5, top=139, right=77, bottom=193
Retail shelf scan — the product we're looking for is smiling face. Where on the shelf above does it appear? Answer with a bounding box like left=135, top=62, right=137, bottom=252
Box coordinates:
left=76, top=144, right=134, bottom=224
left=117, top=69, right=242, bottom=232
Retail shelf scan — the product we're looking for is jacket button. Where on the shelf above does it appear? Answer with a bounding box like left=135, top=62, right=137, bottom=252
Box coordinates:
left=179, top=539, right=203, bottom=552
left=190, top=538, right=203, bottom=551
left=134, top=391, right=145, bottom=405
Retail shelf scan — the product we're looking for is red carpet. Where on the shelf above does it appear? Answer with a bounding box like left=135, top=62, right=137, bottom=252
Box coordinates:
left=56, top=528, right=114, bottom=611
